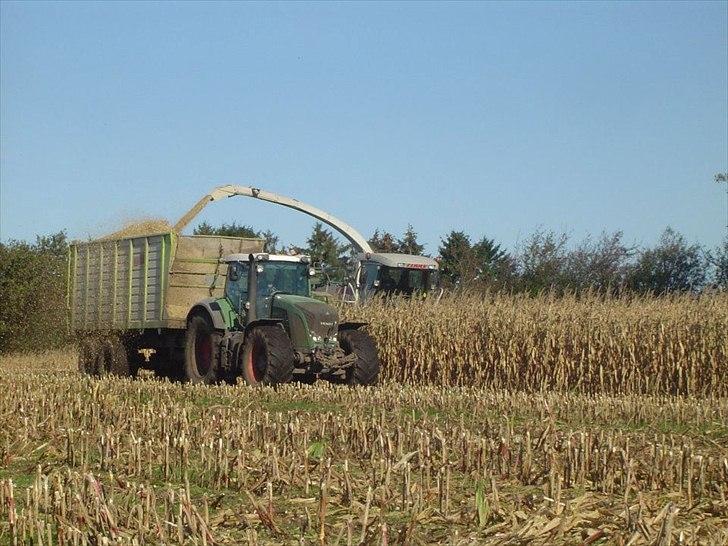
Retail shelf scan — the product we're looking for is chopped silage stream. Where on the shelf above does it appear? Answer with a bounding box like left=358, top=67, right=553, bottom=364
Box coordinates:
left=98, top=218, right=173, bottom=240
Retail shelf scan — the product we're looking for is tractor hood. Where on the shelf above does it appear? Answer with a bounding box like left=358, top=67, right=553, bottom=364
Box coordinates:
left=272, top=294, right=339, bottom=348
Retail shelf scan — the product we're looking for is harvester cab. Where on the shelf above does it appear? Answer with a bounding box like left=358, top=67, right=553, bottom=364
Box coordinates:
left=351, top=252, right=441, bottom=302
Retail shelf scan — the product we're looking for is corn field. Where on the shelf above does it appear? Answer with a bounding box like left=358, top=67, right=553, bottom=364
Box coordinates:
left=342, top=293, right=728, bottom=395
left=1, top=294, right=727, bottom=544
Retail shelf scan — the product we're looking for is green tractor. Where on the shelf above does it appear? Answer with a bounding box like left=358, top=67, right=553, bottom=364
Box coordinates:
left=185, top=252, right=380, bottom=386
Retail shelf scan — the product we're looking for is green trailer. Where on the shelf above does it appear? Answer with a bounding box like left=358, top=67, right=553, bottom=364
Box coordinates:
left=68, top=232, right=264, bottom=331
left=69, top=230, right=379, bottom=385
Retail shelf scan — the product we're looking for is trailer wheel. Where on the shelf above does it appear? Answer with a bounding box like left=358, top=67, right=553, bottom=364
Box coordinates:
left=90, top=338, right=129, bottom=377
left=121, top=337, right=143, bottom=377
left=185, top=314, right=220, bottom=384
left=339, top=329, right=380, bottom=386
left=240, top=326, right=295, bottom=386
left=77, top=339, right=95, bottom=375
left=107, top=338, right=133, bottom=377
left=93, top=339, right=111, bottom=376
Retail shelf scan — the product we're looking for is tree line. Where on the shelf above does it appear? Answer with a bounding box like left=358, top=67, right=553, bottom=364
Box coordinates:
left=0, top=223, right=725, bottom=353
left=436, top=227, right=727, bottom=295
left=195, top=221, right=728, bottom=295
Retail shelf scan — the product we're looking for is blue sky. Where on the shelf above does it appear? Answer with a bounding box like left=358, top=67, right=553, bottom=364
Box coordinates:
left=1, top=1, right=726, bottom=254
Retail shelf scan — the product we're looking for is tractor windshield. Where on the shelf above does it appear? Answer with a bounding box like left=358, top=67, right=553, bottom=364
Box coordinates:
left=254, top=261, right=310, bottom=319
left=226, top=260, right=310, bottom=317
left=257, top=261, right=311, bottom=298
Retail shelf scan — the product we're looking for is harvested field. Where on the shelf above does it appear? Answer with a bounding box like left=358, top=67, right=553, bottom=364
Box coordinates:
left=1, top=294, right=727, bottom=544
left=0, top=358, right=726, bottom=545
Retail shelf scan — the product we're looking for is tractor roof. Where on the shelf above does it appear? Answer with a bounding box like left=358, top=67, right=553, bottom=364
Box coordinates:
left=357, top=253, right=439, bottom=269
left=221, top=253, right=311, bottom=264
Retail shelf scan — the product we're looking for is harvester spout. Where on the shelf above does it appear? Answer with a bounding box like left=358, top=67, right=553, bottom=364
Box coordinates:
left=174, top=184, right=373, bottom=254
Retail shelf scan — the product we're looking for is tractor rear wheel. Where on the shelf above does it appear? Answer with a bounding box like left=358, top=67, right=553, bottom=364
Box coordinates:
left=339, top=329, right=380, bottom=386
left=240, top=326, right=295, bottom=386
left=185, top=314, right=221, bottom=384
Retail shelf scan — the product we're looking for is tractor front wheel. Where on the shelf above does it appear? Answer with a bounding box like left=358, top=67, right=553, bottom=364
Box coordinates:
left=240, top=326, right=295, bottom=386
left=339, top=329, right=380, bottom=386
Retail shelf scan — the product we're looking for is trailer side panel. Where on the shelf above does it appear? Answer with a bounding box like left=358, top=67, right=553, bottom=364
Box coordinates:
left=69, top=233, right=264, bottom=332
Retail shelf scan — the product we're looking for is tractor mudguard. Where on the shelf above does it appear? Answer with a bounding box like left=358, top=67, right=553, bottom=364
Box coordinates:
left=188, top=299, right=228, bottom=330
left=244, top=318, right=285, bottom=337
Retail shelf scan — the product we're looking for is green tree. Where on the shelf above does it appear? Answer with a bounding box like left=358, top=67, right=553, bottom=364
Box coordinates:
left=708, top=237, right=728, bottom=290
left=368, top=229, right=400, bottom=253
left=193, top=222, right=279, bottom=252
left=438, top=231, right=474, bottom=285
left=397, top=224, right=425, bottom=255
left=258, top=230, right=279, bottom=253
left=307, top=223, right=346, bottom=269
left=564, top=231, right=633, bottom=293
left=0, top=232, right=69, bottom=353
left=626, top=227, right=706, bottom=294
left=469, top=237, right=513, bottom=289
left=193, top=221, right=258, bottom=238
left=438, top=231, right=512, bottom=287
left=516, top=229, right=569, bottom=295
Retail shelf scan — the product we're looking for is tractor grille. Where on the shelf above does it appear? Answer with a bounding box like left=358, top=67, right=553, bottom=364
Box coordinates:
left=296, top=302, right=339, bottom=340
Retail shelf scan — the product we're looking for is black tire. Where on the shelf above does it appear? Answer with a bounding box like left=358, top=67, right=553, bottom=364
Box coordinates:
left=96, top=339, right=112, bottom=376
left=121, top=337, right=144, bottom=376
left=185, top=314, right=221, bottom=384
left=339, top=329, right=380, bottom=386
left=108, top=338, right=133, bottom=377
left=77, top=338, right=95, bottom=375
left=92, top=338, right=128, bottom=377
left=240, top=326, right=295, bottom=386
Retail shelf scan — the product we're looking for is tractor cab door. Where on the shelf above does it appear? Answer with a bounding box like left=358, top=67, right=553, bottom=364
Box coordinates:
left=224, top=262, right=250, bottom=314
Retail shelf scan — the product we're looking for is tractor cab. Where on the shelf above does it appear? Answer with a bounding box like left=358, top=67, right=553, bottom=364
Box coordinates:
left=223, top=253, right=314, bottom=322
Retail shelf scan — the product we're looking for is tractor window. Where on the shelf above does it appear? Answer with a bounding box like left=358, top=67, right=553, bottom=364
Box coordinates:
left=256, top=261, right=310, bottom=298
left=225, top=262, right=249, bottom=311
left=255, top=261, right=311, bottom=319
left=408, top=270, right=427, bottom=291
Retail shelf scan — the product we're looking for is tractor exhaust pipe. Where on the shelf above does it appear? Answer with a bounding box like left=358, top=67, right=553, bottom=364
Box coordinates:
left=247, top=254, right=258, bottom=323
